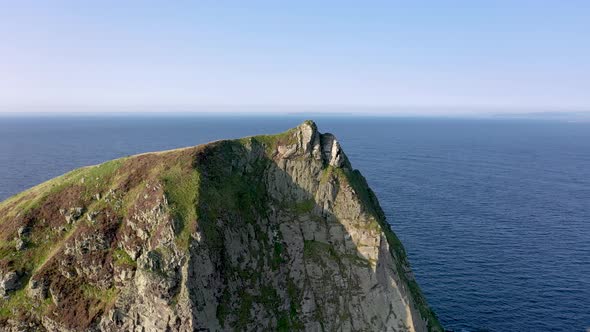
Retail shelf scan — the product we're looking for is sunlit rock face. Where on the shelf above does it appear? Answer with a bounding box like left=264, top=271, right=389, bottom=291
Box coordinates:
left=0, top=121, right=442, bottom=332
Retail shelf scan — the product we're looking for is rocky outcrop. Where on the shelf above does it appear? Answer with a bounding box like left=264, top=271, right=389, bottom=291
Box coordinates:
left=0, top=271, right=24, bottom=297
left=0, top=121, right=442, bottom=331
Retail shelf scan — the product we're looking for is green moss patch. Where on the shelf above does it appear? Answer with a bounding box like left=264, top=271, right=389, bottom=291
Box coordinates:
left=293, top=199, right=315, bottom=214
left=113, top=248, right=137, bottom=268
left=161, top=165, right=200, bottom=249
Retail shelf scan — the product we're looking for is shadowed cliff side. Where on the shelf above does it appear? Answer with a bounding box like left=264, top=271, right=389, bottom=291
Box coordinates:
left=0, top=121, right=442, bottom=331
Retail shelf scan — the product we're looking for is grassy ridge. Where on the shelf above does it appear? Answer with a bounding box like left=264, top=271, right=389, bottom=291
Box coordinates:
left=162, top=165, right=200, bottom=249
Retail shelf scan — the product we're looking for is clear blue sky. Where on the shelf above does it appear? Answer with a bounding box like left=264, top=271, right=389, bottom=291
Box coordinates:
left=1, top=1, right=589, bottom=114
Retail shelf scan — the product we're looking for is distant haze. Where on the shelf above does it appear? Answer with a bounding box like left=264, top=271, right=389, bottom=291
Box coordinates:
left=1, top=1, right=589, bottom=114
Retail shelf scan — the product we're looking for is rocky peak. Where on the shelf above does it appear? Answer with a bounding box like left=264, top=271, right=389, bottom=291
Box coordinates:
left=320, top=132, right=348, bottom=168
left=276, top=120, right=350, bottom=169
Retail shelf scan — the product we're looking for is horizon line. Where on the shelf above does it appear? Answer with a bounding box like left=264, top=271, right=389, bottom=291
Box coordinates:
left=1, top=104, right=589, bottom=115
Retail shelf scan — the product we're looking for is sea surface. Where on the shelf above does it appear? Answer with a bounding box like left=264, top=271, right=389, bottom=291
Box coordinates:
left=0, top=115, right=589, bottom=331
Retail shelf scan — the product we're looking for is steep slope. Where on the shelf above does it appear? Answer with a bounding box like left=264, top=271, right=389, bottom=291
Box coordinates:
left=0, top=121, right=442, bottom=331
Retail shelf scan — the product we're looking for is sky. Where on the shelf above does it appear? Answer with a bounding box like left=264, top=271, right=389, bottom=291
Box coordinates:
left=1, top=1, right=589, bottom=114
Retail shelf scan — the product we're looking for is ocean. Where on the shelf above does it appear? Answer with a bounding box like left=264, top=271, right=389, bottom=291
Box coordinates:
left=0, top=115, right=588, bottom=331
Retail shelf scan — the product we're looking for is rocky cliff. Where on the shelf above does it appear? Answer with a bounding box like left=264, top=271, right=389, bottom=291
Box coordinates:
left=0, top=121, right=442, bottom=331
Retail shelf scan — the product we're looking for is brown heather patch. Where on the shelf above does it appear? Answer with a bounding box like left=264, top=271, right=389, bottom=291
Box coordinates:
left=115, top=148, right=198, bottom=212
left=0, top=258, right=14, bottom=272
left=78, top=211, right=120, bottom=286
left=0, top=185, right=85, bottom=242
left=35, top=185, right=85, bottom=227
left=34, top=209, right=119, bottom=278
left=160, top=147, right=201, bottom=173
left=116, top=153, right=163, bottom=192
left=116, top=146, right=199, bottom=191
left=32, top=209, right=122, bottom=330
left=127, top=181, right=164, bottom=216
left=0, top=191, right=35, bottom=219
left=0, top=212, right=27, bottom=242
left=46, top=274, right=105, bottom=330
left=29, top=258, right=99, bottom=330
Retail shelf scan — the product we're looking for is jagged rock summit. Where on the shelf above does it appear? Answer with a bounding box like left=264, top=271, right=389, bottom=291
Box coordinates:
left=0, top=121, right=442, bottom=332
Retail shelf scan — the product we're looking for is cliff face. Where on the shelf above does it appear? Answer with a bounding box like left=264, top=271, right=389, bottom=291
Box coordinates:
left=0, top=121, right=442, bottom=332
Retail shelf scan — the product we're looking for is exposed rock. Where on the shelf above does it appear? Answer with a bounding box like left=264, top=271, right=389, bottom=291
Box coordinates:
left=15, top=238, right=26, bottom=251
left=86, top=211, right=99, bottom=223
left=0, top=121, right=442, bottom=332
left=0, top=271, right=24, bottom=297
left=64, top=207, right=84, bottom=224
left=17, top=226, right=29, bottom=238
left=321, top=132, right=349, bottom=168
left=28, top=277, right=49, bottom=300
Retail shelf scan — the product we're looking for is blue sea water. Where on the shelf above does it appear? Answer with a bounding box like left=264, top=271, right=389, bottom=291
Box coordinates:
left=0, top=115, right=589, bottom=331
